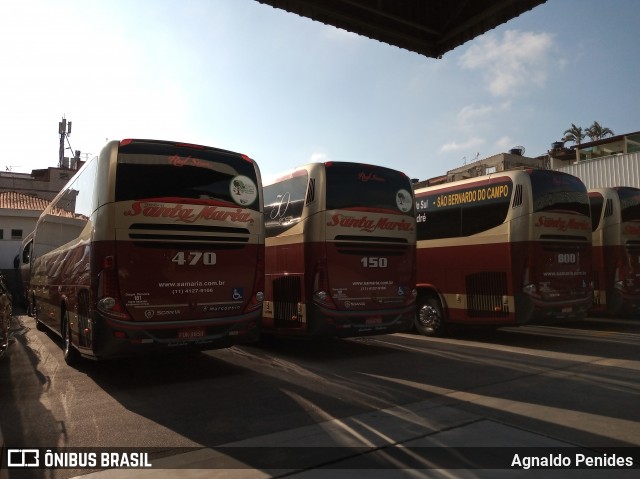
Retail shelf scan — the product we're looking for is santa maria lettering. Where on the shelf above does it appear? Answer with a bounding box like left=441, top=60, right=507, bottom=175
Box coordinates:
left=535, top=216, right=590, bottom=231
left=124, top=202, right=253, bottom=224
left=327, top=213, right=413, bottom=232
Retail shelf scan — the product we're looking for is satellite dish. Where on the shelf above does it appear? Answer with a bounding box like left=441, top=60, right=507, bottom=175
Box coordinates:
left=509, top=145, right=525, bottom=156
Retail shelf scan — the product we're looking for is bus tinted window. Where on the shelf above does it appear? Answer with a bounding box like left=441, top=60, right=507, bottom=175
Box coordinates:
left=588, top=192, right=604, bottom=231
left=616, top=187, right=640, bottom=223
left=325, top=163, right=413, bottom=214
left=461, top=199, right=511, bottom=236
left=115, top=142, right=260, bottom=210
left=529, top=170, right=589, bottom=217
left=417, top=205, right=461, bottom=240
left=264, top=172, right=308, bottom=236
left=415, top=179, right=512, bottom=240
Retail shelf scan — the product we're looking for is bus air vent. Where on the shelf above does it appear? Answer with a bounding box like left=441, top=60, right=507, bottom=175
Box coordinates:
left=466, top=272, right=509, bottom=318
left=604, top=199, right=614, bottom=217
left=512, top=184, right=523, bottom=208
left=333, top=236, right=408, bottom=256
left=306, top=178, right=316, bottom=205
left=273, top=275, right=302, bottom=328
left=128, top=223, right=250, bottom=243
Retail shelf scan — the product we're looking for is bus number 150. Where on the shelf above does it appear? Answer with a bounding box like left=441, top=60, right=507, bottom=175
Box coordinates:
left=361, top=257, right=388, bottom=268
left=172, top=251, right=217, bottom=266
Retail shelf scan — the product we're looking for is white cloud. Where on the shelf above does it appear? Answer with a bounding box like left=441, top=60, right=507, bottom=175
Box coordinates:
left=440, top=137, right=485, bottom=152
left=459, top=30, right=554, bottom=97
left=457, top=104, right=494, bottom=127
left=495, top=136, right=513, bottom=151
left=457, top=101, right=513, bottom=129
left=309, top=152, right=332, bottom=163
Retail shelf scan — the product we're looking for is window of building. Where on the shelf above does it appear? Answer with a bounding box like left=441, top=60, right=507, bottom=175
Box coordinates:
left=11, top=229, right=22, bottom=240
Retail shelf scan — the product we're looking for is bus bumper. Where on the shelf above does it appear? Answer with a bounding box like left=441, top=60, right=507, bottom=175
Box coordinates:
left=308, top=303, right=415, bottom=337
left=79, top=310, right=261, bottom=360
left=604, top=289, right=640, bottom=317
left=517, top=293, right=593, bottom=323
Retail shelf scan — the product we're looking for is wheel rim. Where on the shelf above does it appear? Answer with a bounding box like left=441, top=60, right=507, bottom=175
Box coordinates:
left=418, top=303, right=440, bottom=333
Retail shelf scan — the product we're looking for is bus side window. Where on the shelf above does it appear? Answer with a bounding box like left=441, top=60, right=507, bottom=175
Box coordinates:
left=421, top=206, right=462, bottom=240
left=461, top=200, right=510, bottom=236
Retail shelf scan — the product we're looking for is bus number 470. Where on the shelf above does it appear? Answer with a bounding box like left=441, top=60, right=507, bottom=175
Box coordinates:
left=361, top=257, right=388, bottom=268
left=172, top=251, right=217, bottom=266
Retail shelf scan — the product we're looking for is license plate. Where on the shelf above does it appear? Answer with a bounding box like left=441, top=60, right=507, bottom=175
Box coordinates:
left=365, top=316, right=383, bottom=325
left=178, top=327, right=206, bottom=339
left=562, top=307, right=572, bottom=313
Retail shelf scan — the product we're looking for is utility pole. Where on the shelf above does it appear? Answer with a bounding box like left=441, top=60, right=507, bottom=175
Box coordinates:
left=58, top=117, right=72, bottom=168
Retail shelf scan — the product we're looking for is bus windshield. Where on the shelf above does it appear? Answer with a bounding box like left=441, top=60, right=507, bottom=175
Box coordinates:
left=325, top=163, right=413, bottom=215
left=529, top=169, right=590, bottom=217
left=617, top=187, right=640, bottom=223
left=115, top=141, right=260, bottom=210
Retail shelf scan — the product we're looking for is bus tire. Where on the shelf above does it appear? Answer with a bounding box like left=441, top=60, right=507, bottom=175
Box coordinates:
left=35, top=318, right=46, bottom=332
left=28, top=293, right=36, bottom=318
left=62, top=312, right=80, bottom=366
left=33, top=298, right=46, bottom=332
left=415, top=295, right=446, bottom=337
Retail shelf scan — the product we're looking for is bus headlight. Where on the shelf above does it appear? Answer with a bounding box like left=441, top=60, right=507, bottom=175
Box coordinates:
left=256, top=291, right=264, bottom=302
left=98, top=297, right=116, bottom=310
left=615, top=280, right=625, bottom=291
left=313, top=290, right=337, bottom=309
left=523, top=284, right=537, bottom=295
left=313, top=291, right=329, bottom=302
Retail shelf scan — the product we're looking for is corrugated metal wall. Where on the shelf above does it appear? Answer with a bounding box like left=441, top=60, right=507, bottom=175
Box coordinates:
left=556, top=152, right=640, bottom=189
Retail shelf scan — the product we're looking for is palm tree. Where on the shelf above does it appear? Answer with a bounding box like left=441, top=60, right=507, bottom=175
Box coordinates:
left=563, top=123, right=585, bottom=145
left=585, top=121, right=614, bottom=141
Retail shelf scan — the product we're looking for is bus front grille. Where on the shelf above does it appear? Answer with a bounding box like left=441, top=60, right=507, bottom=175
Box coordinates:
left=466, top=272, right=509, bottom=318
left=273, top=275, right=302, bottom=328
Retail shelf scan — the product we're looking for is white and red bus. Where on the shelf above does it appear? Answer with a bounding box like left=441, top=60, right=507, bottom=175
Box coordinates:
left=262, top=162, right=416, bottom=338
left=413, top=168, right=593, bottom=336
left=29, top=139, right=264, bottom=364
left=589, top=186, right=640, bottom=316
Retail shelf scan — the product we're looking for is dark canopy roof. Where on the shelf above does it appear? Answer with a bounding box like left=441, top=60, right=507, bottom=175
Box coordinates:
left=256, top=0, right=547, bottom=58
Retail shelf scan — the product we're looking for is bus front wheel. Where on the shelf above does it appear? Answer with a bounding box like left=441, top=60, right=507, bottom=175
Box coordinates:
left=415, top=296, right=446, bottom=337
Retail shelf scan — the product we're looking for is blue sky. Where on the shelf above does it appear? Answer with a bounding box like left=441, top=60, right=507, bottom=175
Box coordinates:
left=1, top=0, right=638, bottom=183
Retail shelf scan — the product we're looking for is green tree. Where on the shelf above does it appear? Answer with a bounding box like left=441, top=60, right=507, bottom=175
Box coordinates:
left=585, top=121, right=615, bottom=141
left=563, top=123, right=585, bottom=145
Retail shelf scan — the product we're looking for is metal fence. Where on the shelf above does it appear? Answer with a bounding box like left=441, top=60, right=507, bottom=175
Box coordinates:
left=556, top=152, right=640, bottom=189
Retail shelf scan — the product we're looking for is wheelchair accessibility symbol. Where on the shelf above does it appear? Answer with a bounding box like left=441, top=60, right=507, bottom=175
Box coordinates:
left=232, top=288, right=244, bottom=301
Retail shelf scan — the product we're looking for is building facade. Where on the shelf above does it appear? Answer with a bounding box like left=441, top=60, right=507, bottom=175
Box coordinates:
left=0, top=166, right=82, bottom=269
left=0, top=192, right=49, bottom=269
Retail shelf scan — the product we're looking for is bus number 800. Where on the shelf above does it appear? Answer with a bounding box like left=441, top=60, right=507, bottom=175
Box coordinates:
left=557, top=253, right=577, bottom=264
